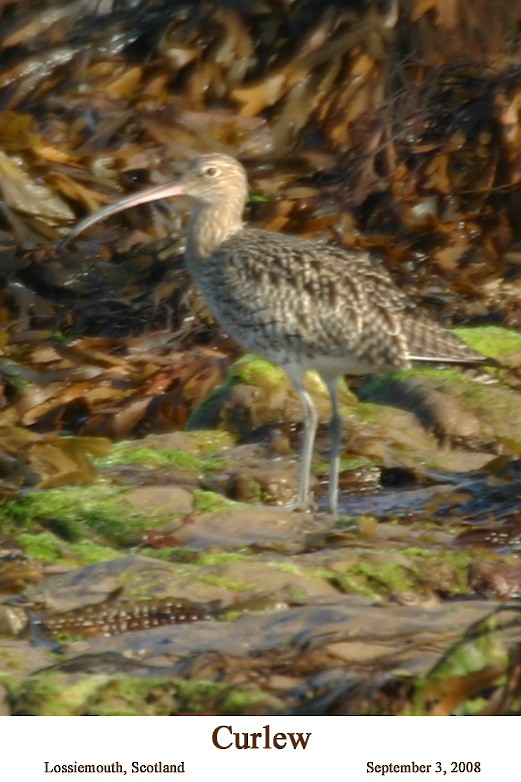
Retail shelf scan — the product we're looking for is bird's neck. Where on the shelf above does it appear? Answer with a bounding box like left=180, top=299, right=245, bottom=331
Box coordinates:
left=186, top=200, right=243, bottom=261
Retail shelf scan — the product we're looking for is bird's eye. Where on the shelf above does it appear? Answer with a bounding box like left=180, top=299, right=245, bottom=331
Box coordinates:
left=204, top=166, right=219, bottom=178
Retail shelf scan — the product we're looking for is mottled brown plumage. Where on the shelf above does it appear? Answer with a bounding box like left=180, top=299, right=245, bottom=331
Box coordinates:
left=65, top=153, right=485, bottom=515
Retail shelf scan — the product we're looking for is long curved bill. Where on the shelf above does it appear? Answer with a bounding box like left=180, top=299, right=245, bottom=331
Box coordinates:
left=61, top=179, right=187, bottom=246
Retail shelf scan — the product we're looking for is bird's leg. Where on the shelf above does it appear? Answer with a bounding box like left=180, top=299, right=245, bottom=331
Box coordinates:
left=324, top=376, right=342, bottom=516
left=285, top=370, right=318, bottom=512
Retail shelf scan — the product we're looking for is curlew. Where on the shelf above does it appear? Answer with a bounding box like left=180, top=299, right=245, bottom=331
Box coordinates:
left=64, top=153, right=486, bottom=515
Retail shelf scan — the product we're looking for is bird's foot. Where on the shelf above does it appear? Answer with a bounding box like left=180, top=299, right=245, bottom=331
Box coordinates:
left=257, top=495, right=338, bottom=516
left=279, top=496, right=318, bottom=514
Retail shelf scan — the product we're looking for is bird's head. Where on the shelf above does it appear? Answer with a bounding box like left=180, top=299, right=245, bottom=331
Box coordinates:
left=61, top=153, right=248, bottom=245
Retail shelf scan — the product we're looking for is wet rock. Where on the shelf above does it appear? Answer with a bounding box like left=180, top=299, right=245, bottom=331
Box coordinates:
left=359, top=374, right=487, bottom=441
left=36, top=597, right=515, bottom=694
left=168, top=506, right=333, bottom=549
left=226, top=466, right=302, bottom=505
left=23, top=555, right=184, bottom=613
left=360, top=365, right=521, bottom=453
left=124, top=485, right=194, bottom=517
left=0, top=637, right=57, bottom=685
left=136, top=432, right=207, bottom=455
left=191, top=355, right=354, bottom=436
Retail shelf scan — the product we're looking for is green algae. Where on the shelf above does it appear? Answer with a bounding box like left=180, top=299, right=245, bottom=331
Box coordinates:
left=212, top=685, right=282, bottom=715
left=359, top=341, right=521, bottom=452
left=358, top=326, right=521, bottom=405
left=0, top=651, right=24, bottom=671
left=5, top=672, right=179, bottom=716
left=230, top=354, right=354, bottom=401
left=187, top=429, right=235, bottom=453
left=400, top=547, right=472, bottom=594
left=347, top=399, right=386, bottom=425
left=269, top=561, right=325, bottom=579
left=193, top=488, right=241, bottom=513
left=328, top=548, right=473, bottom=600
left=7, top=672, right=113, bottom=716
left=358, top=323, right=521, bottom=397
left=313, top=454, right=374, bottom=476
left=96, top=441, right=228, bottom=472
left=195, top=550, right=255, bottom=566
left=187, top=355, right=284, bottom=429
left=453, top=325, right=521, bottom=360
left=189, top=352, right=357, bottom=432
left=408, top=609, right=510, bottom=716
left=0, top=484, right=171, bottom=549
left=140, top=547, right=255, bottom=568
left=230, top=354, right=287, bottom=388
left=16, top=531, right=120, bottom=566
left=14, top=531, right=68, bottom=564
left=200, top=573, right=256, bottom=592
left=5, top=672, right=281, bottom=716
left=360, top=365, right=465, bottom=396
left=138, top=546, right=202, bottom=563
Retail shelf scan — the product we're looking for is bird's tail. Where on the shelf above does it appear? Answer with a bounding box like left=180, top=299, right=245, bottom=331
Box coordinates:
left=401, top=313, right=486, bottom=365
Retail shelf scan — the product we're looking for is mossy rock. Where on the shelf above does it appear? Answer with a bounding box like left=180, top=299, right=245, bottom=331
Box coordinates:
left=6, top=672, right=282, bottom=716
